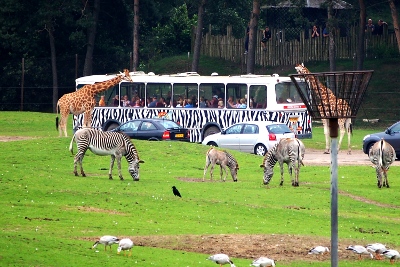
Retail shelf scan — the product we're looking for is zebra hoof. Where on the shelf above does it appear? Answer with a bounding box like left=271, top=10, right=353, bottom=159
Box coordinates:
left=82, top=173, right=86, bottom=177
left=109, top=175, right=113, bottom=180
left=279, top=182, right=284, bottom=186
left=74, top=172, right=78, bottom=176
left=119, top=176, right=124, bottom=181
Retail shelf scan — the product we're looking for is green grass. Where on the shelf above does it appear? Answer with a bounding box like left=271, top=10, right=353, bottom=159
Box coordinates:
left=0, top=111, right=399, bottom=266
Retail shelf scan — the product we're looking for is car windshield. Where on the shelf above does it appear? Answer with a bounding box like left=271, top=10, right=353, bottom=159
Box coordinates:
left=266, top=124, right=292, bottom=134
left=159, top=120, right=181, bottom=129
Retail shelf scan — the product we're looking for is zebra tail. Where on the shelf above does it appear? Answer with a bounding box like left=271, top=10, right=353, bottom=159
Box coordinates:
left=378, top=139, right=383, bottom=167
left=69, top=134, right=76, bottom=154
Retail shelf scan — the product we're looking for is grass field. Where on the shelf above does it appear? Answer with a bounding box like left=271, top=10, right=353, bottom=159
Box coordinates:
left=0, top=111, right=399, bottom=266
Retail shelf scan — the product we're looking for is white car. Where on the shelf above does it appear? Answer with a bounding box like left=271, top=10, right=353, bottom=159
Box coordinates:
left=202, top=121, right=295, bottom=156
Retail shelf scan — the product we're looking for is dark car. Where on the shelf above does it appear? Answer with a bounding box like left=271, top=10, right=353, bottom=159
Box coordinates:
left=109, top=118, right=190, bottom=141
left=362, top=121, right=400, bottom=158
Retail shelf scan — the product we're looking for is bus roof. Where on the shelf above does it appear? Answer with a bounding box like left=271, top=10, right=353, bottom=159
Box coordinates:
left=75, top=71, right=294, bottom=86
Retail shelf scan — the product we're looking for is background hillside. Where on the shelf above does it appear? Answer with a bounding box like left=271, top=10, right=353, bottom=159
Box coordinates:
left=150, top=55, right=400, bottom=128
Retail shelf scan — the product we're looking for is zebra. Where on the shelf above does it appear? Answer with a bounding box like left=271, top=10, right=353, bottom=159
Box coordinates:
left=368, top=139, right=396, bottom=188
left=259, top=138, right=305, bottom=186
left=69, top=128, right=144, bottom=180
left=203, top=147, right=239, bottom=182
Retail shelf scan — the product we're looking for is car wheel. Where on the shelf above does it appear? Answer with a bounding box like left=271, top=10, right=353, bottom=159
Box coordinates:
left=106, top=123, right=119, bottom=131
left=206, top=141, right=218, bottom=147
left=254, top=144, right=267, bottom=156
left=204, top=126, right=220, bottom=139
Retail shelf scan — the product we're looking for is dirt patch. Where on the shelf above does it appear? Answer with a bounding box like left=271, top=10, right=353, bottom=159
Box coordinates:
left=120, top=234, right=377, bottom=263
left=0, top=136, right=34, bottom=142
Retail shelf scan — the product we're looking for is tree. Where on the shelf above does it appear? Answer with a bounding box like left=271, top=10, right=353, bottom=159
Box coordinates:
left=246, top=0, right=260, bottom=74
left=82, top=0, right=100, bottom=76
left=356, top=0, right=366, bottom=70
left=326, top=0, right=336, bottom=71
left=191, top=0, right=206, bottom=72
left=388, top=0, right=400, bottom=53
left=133, top=0, right=139, bottom=71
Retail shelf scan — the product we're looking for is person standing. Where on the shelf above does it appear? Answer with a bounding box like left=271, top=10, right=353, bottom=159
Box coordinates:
left=375, top=19, right=387, bottom=35
left=261, top=26, right=271, bottom=51
left=311, top=25, right=320, bottom=38
left=365, top=19, right=375, bottom=33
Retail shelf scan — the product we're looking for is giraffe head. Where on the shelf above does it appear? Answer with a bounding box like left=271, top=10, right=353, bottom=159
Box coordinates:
left=295, top=63, right=309, bottom=74
left=118, top=69, right=133, bottom=82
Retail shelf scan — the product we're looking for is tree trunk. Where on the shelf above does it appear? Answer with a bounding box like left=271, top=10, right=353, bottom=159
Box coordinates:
left=83, top=0, right=100, bottom=76
left=48, top=23, right=58, bottom=113
left=388, top=0, right=400, bottom=52
left=132, top=0, right=139, bottom=71
left=191, top=0, right=206, bottom=73
left=246, top=0, right=260, bottom=74
left=327, top=1, right=336, bottom=71
left=356, top=0, right=366, bottom=70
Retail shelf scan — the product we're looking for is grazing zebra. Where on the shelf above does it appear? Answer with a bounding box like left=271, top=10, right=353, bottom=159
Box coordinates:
left=203, top=147, right=239, bottom=182
left=368, top=139, right=396, bottom=188
left=69, top=128, right=144, bottom=180
left=259, top=138, right=305, bottom=186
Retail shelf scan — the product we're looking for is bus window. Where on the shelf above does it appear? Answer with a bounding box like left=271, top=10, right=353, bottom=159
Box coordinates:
left=226, top=83, right=247, bottom=108
left=199, top=83, right=225, bottom=108
left=173, top=83, right=198, bottom=107
left=249, top=85, right=267, bottom=109
left=275, top=82, right=304, bottom=104
left=147, top=83, right=172, bottom=107
left=93, top=85, right=119, bottom=107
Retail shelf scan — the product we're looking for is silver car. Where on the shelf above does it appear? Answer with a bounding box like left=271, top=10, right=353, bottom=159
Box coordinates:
left=201, top=121, right=295, bottom=156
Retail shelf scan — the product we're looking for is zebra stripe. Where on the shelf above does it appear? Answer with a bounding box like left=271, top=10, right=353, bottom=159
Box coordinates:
left=74, top=107, right=311, bottom=142
left=369, top=139, right=396, bottom=188
left=69, top=128, right=144, bottom=181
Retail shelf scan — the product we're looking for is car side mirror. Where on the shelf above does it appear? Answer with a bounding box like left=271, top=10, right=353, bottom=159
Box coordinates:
left=385, top=128, right=391, bottom=135
left=221, top=130, right=226, bottom=135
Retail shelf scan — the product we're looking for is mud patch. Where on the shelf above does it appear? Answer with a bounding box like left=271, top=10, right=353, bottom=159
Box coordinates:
left=0, top=136, right=33, bottom=142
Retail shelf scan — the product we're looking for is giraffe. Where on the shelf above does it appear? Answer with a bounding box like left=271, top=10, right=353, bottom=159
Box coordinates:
left=295, top=63, right=352, bottom=154
left=56, top=69, right=132, bottom=137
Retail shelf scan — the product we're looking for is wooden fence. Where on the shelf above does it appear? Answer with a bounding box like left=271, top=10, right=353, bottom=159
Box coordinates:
left=197, top=25, right=398, bottom=67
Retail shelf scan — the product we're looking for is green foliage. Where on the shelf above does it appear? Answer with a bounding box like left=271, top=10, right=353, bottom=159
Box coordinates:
left=0, top=111, right=399, bottom=266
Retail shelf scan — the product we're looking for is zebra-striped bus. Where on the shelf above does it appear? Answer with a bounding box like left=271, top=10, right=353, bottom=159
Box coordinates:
left=74, top=71, right=312, bottom=142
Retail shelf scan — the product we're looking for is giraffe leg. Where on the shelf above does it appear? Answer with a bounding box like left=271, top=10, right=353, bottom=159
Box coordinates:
left=346, top=118, right=352, bottom=155
left=323, top=119, right=330, bottom=154
left=337, top=120, right=346, bottom=154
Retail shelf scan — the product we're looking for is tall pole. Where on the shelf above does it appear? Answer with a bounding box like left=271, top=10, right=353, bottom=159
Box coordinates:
left=329, top=118, right=339, bottom=267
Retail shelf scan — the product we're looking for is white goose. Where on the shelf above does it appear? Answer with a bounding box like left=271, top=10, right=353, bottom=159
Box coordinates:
left=91, top=235, right=119, bottom=251
left=207, top=254, right=236, bottom=267
left=117, top=238, right=134, bottom=256
left=250, top=256, right=276, bottom=267
left=308, top=246, right=330, bottom=255
left=346, top=245, right=374, bottom=260
left=365, top=243, right=387, bottom=260
left=382, top=249, right=400, bottom=264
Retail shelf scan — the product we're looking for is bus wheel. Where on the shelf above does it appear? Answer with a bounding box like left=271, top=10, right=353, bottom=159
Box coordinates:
left=106, top=123, right=119, bottom=131
left=204, top=126, right=220, bottom=138
left=254, top=144, right=267, bottom=156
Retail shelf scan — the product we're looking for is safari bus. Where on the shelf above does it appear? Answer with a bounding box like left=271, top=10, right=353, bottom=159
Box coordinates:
left=74, top=71, right=312, bottom=142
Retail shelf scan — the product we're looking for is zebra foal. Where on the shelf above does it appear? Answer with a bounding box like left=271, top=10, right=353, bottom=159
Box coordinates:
left=203, top=147, right=239, bottom=182
left=259, top=138, right=305, bottom=186
left=69, top=128, right=144, bottom=180
left=369, top=139, right=396, bottom=188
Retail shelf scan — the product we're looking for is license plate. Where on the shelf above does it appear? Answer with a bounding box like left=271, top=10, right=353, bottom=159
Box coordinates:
left=175, top=133, right=184, bottom=138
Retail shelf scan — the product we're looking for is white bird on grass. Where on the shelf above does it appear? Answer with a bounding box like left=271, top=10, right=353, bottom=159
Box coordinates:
left=250, top=256, right=276, bottom=267
left=91, top=235, right=119, bottom=251
left=308, top=246, right=330, bottom=255
left=207, top=254, right=236, bottom=267
left=117, top=238, right=134, bottom=256
left=366, top=243, right=387, bottom=260
left=346, top=245, right=374, bottom=260
left=382, top=249, right=400, bottom=264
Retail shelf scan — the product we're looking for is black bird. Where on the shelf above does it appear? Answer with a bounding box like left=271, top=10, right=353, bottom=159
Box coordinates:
left=172, top=186, right=182, bottom=197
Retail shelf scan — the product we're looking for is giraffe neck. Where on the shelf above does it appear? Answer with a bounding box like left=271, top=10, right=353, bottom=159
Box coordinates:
left=90, top=75, right=123, bottom=94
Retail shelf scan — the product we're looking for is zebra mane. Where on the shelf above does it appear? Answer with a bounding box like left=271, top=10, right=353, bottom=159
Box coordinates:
left=119, top=132, right=141, bottom=160
left=261, top=142, right=279, bottom=166
left=224, top=151, right=238, bottom=168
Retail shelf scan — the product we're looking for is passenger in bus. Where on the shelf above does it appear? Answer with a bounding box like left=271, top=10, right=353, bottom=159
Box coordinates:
left=210, top=95, right=219, bottom=108
left=148, top=96, right=158, bottom=107
left=99, top=95, right=106, bottom=107
left=132, top=99, right=141, bottom=107
left=112, top=95, right=122, bottom=107
left=218, top=100, right=224, bottom=109
left=176, top=100, right=183, bottom=107
left=156, top=97, right=166, bottom=107
left=184, top=99, right=194, bottom=108
left=227, top=96, right=236, bottom=108
left=199, top=96, right=208, bottom=108
left=122, top=95, right=131, bottom=107
left=238, top=98, right=247, bottom=108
